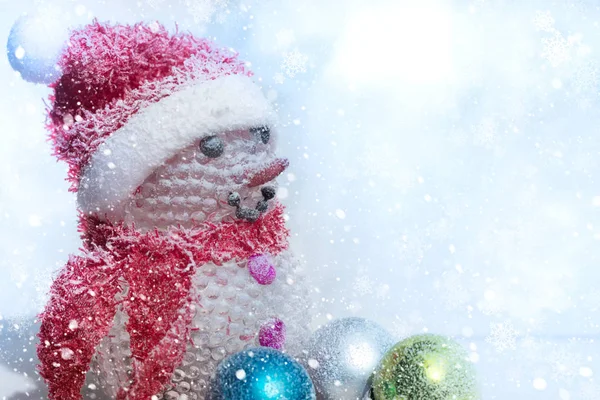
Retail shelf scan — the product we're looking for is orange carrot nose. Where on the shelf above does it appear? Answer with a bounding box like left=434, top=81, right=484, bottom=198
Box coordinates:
left=247, top=158, right=289, bottom=187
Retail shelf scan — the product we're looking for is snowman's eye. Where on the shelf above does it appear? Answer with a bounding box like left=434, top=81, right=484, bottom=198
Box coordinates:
left=199, top=135, right=224, bottom=158
left=250, top=126, right=271, bottom=144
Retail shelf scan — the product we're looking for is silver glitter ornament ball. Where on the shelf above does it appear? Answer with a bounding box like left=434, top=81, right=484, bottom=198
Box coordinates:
left=302, top=318, right=394, bottom=400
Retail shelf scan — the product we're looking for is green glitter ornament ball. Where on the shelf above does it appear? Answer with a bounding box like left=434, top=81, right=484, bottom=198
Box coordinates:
left=371, top=334, right=480, bottom=400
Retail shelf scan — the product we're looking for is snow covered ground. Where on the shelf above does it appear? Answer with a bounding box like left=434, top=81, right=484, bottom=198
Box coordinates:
left=1, top=320, right=598, bottom=399
left=1, top=0, right=599, bottom=398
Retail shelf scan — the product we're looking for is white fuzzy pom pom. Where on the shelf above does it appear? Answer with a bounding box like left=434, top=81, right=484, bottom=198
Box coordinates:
left=6, top=10, right=70, bottom=84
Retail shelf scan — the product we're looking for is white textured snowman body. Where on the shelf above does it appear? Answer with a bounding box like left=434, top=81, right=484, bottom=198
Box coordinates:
left=84, top=127, right=310, bottom=400
left=35, top=21, right=311, bottom=400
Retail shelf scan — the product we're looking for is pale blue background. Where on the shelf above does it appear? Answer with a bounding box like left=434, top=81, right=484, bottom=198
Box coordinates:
left=0, top=0, right=599, bottom=398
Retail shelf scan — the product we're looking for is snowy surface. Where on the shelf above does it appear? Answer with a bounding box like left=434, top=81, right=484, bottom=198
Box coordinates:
left=1, top=322, right=598, bottom=399
left=1, top=0, right=600, bottom=398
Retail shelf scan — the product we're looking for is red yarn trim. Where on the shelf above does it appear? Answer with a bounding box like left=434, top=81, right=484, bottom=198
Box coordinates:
left=46, top=20, right=251, bottom=192
left=119, top=309, right=195, bottom=400
left=120, top=239, right=196, bottom=398
left=38, top=204, right=289, bottom=399
left=37, top=252, right=122, bottom=400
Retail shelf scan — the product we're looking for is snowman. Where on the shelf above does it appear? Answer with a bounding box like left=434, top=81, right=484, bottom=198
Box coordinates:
left=34, top=21, right=310, bottom=400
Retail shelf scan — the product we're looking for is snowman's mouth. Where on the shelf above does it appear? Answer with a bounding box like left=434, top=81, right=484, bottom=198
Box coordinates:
left=228, top=186, right=276, bottom=222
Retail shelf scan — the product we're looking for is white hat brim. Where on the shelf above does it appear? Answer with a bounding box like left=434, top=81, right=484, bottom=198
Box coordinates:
left=77, top=74, right=276, bottom=218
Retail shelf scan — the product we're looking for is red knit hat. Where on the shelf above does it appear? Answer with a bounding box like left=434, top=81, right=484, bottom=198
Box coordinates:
left=47, top=21, right=276, bottom=217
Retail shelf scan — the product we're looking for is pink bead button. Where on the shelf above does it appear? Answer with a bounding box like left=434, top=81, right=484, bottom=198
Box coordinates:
left=247, top=254, right=276, bottom=285
left=259, top=318, right=286, bottom=350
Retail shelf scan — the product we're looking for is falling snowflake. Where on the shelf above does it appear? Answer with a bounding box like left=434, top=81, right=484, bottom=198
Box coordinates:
left=389, top=313, right=424, bottom=339
left=184, top=0, right=229, bottom=23
left=393, top=234, right=430, bottom=269
left=478, top=299, right=503, bottom=316
left=472, top=117, right=499, bottom=149
left=33, top=266, right=54, bottom=312
left=346, top=299, right=364, bottom=314
left=359, top=143, right=399, bottom=179
left=568, top=0, right=591, bottom=14
left=542, top=32, right=571, bottom=67
left=577, top=96, right=594, bottom=111
left=10, top=263, right=29, bottom=290
left=146, top=0, right=166, bottom=9
left=281, top=49, right=308, bottom=78
left=533, top=10, right=555, bottom=32
left=2, top=314, right=35, bottom=334
left=573, top=62, right=600, bottom=93
left=273, top=72, right=285, bottom=85
left=353, top=274, right=374, bottom=296
left=485, top=321, right=519, bottom=352
left=375, top=283, right=391, bottom=300
left=547, top=345, right=584, bottom=382
left=424, top=217, right=453, bottom=240
left=390, top=319, right=412, bottom=339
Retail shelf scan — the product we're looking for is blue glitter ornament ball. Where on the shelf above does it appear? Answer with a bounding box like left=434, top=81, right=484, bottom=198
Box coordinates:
left=215, top=347, right=316, bottom=400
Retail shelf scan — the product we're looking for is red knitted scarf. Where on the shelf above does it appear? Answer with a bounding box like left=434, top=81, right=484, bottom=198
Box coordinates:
left=37, top=204, right=289, bottom=400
